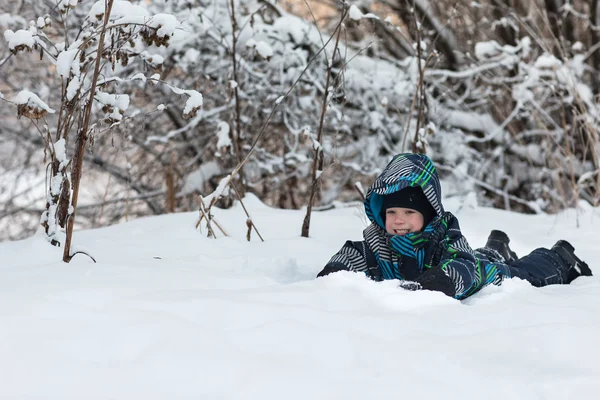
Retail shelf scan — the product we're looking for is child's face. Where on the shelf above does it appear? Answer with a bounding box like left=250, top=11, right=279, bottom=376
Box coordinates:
left=384, top=207, right=424, bottom=235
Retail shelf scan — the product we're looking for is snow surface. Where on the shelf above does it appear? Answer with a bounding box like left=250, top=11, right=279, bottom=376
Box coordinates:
left=0, top=194, right=598, bottom=399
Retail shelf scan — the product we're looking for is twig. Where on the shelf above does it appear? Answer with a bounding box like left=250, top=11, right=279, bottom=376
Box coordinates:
left=70, top=251, right=97, bottom=263
left=228, top=0, right=246, bottom=188
left=301, top=3, right=348, bottom=238
left=230, top=182, right=264, bottom=242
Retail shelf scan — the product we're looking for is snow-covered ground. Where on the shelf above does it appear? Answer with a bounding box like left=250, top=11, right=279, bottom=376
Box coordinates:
left=0, top=194, right=598, bottom=399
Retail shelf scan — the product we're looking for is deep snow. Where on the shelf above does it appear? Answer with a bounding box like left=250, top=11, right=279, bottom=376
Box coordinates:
left=0, top=194, right=598, bottom=399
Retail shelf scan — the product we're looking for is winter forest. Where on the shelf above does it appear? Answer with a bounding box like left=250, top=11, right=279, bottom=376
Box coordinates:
left=1, top=0, right=599, bottom=252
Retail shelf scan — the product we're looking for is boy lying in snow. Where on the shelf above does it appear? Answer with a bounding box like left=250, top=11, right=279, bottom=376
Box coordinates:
left=317, top=153, right=592, bottom=299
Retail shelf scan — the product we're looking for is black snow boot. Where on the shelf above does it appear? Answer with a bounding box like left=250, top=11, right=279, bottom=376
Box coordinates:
left=485, top=230, right=519, bottom=263
left=551, top=240, right=593, bottom=283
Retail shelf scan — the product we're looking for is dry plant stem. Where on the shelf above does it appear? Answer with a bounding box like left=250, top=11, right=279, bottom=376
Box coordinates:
left=228, top=0, right=246, bottom=192
left=70, top=250, right=97, bottom=263
left=197, top=204, right=216, bottom=238
left=412, top=18, right=425, bottom=151
left=0, top=54, right=12, bottom=68
left=401, top=8, right=431, bottom=153
left=401, top=81, right=420, bottom=152
left=301, top=4, right=347, bottom=238
left=231, top=182, right=264, bottom=242
left=97, top=174, right=112, bottom=225
left=354, top=183, right=365, bottom=200
left=63, top=0, right=115, bottom=263
left=196, top=196, right=228, bottom=238
left=211, top=218, right=228, bottom=237
left=561, top=102, right=577, bottom=206
left=166, top=152, right=176, bottom=212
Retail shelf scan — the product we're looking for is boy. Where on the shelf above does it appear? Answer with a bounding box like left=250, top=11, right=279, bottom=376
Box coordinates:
left=317, top=153, right=592, bottom=299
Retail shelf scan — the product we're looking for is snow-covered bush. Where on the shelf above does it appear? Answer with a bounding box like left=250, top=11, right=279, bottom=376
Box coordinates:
left=1, top=0, right=598, bottom=243
left=1, top=0, right=203, bottom=258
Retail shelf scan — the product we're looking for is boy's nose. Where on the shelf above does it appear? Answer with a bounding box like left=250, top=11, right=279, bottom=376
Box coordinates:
left=392, top=215, right=404, bottom=224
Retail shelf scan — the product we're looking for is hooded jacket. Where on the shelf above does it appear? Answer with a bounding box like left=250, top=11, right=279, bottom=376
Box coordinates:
left=318, top=153, right=510, bottom=299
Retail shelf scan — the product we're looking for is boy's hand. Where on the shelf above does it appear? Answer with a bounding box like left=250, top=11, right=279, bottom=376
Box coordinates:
left=398, top=267, right=457, bottom=298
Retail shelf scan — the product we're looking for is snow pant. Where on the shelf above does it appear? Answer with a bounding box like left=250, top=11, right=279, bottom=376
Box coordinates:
left=476, top=247, right=570, bottom=287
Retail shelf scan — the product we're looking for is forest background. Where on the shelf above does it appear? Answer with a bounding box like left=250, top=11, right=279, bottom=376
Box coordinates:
left=1, top=0, right=599, bottom=253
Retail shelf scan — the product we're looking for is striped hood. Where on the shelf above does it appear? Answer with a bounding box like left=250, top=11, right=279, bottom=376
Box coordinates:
left=364, top=153, right=443, bottom=230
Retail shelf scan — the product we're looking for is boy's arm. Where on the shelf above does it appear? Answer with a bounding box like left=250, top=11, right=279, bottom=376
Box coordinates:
left=317, top=240, right=371, bottom=278
left=434, top=216, right=500, bottom=299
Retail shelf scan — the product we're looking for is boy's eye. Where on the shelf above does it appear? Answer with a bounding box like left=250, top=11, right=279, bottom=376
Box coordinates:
left=405, top=210, right=414, bottom=214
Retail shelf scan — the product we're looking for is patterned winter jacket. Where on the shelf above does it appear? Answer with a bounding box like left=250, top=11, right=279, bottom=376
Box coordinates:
left=318, top=153, right=510, bottom=299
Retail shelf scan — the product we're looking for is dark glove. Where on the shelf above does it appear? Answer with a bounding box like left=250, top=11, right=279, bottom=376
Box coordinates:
left=398, top=267, right=457, bottom=298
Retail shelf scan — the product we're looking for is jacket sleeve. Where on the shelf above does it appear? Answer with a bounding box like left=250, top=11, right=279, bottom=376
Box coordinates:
left=317, top=240, right=371, bottom=278
left=437, top=215, right=501, bottom=299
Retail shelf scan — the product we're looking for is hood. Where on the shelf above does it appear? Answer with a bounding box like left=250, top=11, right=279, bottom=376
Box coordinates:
left=364, top=153, right=444, bottom=230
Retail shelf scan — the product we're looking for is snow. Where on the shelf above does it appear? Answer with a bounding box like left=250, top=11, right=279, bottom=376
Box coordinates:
left=182, top=89, right=203, bottom=116
left=57, top=0, right=79, bottom=12
left=95, top=91, right=130, bottom=121
left=54, top=138, right=67, bottom=164
left=535, top=53, right=562, bottom=69
left=272, top=15, right=320, bottom=46
left=96, top=92, right=130, bottom=111
left=89, top=0, right=149, bottom=20
left=110, top=13, right=180, bottom=38
left=180, top=160, right=223, bottom=195
left=0, top=193, right=598, bottom=398
left=56, top=46, right=81, bottom=78
left=349, top=5, right=364, bottom=21
left=36, top=17, right=46, bottom=29
left=4, top=29, right=35, bottom=51
left=215, top=121, right=232, bottom=150
left=130, top=73, right=147, bottom=82
left=14, top=90, right=56, bottom=113
left=65, top=76, right=81, bottom=101
left=255, top=41, right=273, bottom=60
left=141, top=51, right=165, bottom=66
left=348, top=5, right=380, bottom=22
left=474, top=40, right=500, bottom=59
left=200, top=174, right=231, bottom=207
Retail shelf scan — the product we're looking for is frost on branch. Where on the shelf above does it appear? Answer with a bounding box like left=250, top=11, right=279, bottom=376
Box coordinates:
left=15, top=90, right=56, bottom=119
